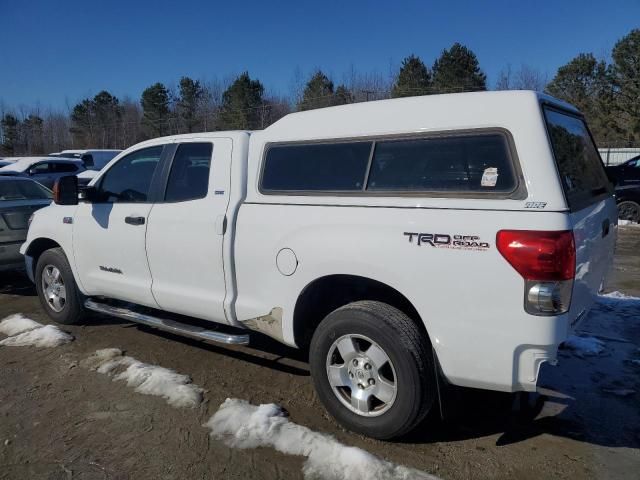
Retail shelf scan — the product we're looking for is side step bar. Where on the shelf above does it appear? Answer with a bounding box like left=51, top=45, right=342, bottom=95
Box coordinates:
left=84, top=299, right=250, bottom=345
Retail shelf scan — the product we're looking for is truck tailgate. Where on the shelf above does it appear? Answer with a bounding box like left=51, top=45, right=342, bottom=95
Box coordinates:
left=568, top=197, right=617, bottom=330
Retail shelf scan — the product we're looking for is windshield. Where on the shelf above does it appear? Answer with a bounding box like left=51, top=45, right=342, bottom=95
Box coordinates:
left=544, top=106, right=612, bottom=211
left=0, top=179, right=52, bottom=201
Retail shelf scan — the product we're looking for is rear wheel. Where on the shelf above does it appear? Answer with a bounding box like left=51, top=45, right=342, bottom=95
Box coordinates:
left=35, top=248, right=86, bottom=325
left=618, top=200, right=640, bottom=223
left=309, top=301, right=436, bottom=439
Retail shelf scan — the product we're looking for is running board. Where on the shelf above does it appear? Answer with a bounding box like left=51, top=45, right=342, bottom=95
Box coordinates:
left=84, top=299, right=250, bottom=345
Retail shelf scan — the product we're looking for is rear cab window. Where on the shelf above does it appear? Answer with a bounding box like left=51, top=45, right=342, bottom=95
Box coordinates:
left=260, top=132, right=519, bottom=197
left=367, top=134, right=516, bottom=193
left=543, top=106, right=612, bottom=211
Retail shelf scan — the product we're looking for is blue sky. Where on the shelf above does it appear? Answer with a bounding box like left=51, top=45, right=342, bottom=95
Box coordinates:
left=1, top=0, right=638, bottom=111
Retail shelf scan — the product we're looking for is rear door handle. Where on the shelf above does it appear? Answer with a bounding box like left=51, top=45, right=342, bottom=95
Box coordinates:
left=602, top=219, right=610, bottom=238
left=125, top=216, right=145, bottom=226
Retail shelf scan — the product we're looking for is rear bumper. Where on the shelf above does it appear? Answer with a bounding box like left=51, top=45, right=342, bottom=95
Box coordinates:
left=436, top=309, right=570, bottom=394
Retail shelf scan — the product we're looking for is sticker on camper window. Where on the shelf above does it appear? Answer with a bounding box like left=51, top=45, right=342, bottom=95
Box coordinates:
left=481, top=167, right=498, bottom=187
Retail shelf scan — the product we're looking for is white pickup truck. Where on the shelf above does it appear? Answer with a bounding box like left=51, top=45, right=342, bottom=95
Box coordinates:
left=22, top=91, right=616, bottom=439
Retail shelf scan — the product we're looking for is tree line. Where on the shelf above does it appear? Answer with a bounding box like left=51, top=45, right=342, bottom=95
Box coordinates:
left=1, top=29, right=638, bottom=156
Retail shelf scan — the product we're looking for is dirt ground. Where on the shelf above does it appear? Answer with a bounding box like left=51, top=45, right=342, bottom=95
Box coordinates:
left=1, top=227, right=639, bottom=480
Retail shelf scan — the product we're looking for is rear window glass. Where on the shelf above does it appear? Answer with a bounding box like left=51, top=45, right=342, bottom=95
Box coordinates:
left=165, top=143, right=213, bottom=202
left=367, top=134, right=516, bottom=193
left=0, top=180, right=52, bottom=201
left=261, top=142, right=372, bottom=192
left=544, top=107, right=611, bottom=211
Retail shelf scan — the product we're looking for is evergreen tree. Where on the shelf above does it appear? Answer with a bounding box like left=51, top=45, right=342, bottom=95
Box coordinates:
left=217, top=72, right=264, bottom=130
left=70, top=91, right=121, bottom=147
left=546, top=53, right=617, bottom=145
left=298, top=71, right=335, bottom=111
left=333, top=85, right=354, bottom=105
left=141, top=83, right=170, bottom=137
left=612, top=29, right=640, bottom=145
left=546, top=54, right=604, bottom=113
left=1, top=114, right=19, bottom=155
left=177, top=76, right=204, bottom=132
left=432, top=43, right=486, bottom=93
left=70, top=99, right=94, bottom=145
left=391, top=55, right=431, bottom=98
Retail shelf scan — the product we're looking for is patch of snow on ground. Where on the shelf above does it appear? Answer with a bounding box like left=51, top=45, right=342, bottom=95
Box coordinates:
left=562, top=335, right=606, bottom=357
left=84, top=349, right=203, bottom=408
left=599, top=291, right=640, bottom=302
left=0, top=314, right=43, bottom=336
left=618, top=219, right=639, bottom=226
left=206, top=398, right=440, bottom=480
left=0, top=324, right=73, bottom=348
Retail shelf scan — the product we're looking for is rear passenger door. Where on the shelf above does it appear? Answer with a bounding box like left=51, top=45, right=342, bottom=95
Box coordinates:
left=145, top=139, right=232, bottom=324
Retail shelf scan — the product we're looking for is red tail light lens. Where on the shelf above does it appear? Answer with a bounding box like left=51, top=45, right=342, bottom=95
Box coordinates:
left=496, top=230, right=576, bottom=281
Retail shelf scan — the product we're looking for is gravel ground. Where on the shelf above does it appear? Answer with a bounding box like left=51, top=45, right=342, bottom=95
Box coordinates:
left=0, top=226, right=638, bottom=480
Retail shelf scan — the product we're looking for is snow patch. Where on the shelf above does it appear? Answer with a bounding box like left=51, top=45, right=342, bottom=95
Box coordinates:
left=0, top=324, right=73, bottom=348
left=599, top=291, right=640, bottom=302
left=84, top=349, right=203, bottom=408
left=0, top=314, right=43, bottom=336
left=618, top=219, right=639, bottom=226
left=562, top=335, right=606, bottom=357
left=206, top=398, right=439, bottom=480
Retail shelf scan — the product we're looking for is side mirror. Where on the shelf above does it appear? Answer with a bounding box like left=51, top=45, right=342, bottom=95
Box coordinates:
left=53, top=175, right=79, bottom=205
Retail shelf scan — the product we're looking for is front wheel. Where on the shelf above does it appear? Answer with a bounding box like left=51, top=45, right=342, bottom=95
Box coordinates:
left=35, top=247, right=86, bottom=325
left=309, top=301, right=436, bottom=439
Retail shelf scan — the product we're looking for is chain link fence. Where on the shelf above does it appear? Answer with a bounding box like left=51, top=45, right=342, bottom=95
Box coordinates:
left=598, top=148, right=640, bottom=166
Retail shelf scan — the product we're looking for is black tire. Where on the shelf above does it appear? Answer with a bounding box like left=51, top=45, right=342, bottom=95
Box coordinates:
left=617, top=200, right=640, bottom=223
left=35, top=247, right=86, bottom=325
left=309, top=300, right=436, bottom=439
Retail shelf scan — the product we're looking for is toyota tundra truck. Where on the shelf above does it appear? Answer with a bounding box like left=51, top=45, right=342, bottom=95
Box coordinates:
left=21, top=91, right=616, bottom=439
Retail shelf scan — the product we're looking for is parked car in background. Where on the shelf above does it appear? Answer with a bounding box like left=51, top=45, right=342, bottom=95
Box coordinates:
left=613, top=184, right=640, bottom=223
left=0, top=157, right=19, bottom=168
left=606, top=155, right=640, bottom=186
left=0, top=157, right=85, bottom=189
left=75, top=150, right=123, bottom=185
left=605, top=155, right=640, bottom=222
left=0, top=177, right=52, bottom=271
left=48, top=150, right=122, bottom=185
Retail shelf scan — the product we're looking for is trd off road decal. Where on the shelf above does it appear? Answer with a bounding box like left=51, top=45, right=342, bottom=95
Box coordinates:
left=403, top=232, right=490, bottom=251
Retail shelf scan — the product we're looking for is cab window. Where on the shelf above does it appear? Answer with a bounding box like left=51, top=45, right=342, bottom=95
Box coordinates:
left=95, top=146, right=163, bottom=203
left=164, top=143, right=213, bottom=202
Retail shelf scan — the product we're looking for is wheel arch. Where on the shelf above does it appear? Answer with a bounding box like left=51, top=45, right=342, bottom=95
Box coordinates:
left=292, top=274, right=430, bottom=351
left=24, top=237, right=63, bottom=278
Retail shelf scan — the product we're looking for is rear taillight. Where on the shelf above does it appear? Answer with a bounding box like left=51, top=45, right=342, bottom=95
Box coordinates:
left=496, top=230, right=576, bottom=316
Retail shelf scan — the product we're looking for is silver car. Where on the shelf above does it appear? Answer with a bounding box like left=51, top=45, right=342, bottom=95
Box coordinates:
left=0, top=157, right=85, bottom=189
left=0, top=177, right=52, bottom=271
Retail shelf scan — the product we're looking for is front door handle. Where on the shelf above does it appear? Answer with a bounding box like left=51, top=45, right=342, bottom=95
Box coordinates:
left=125, top=216, right=145, bottom=226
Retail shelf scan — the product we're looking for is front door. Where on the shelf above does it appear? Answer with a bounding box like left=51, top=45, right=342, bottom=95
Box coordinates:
left=145, top=139, right=232, bottom=323
left=72, top=145, right=165, bottom=307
